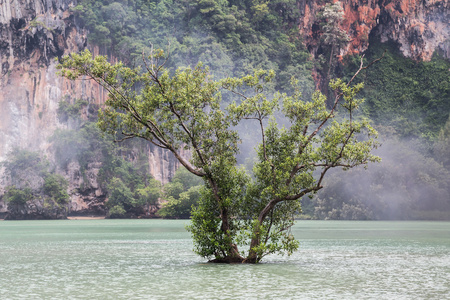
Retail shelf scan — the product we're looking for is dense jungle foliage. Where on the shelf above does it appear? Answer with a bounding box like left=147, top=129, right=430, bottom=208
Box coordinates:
left=71, top=0, right=315, bottom=93
left=341, top=37, right=450, bottom=141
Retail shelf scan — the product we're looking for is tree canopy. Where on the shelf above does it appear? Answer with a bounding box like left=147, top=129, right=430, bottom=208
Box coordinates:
left=58, top=48, right=379, bottom=263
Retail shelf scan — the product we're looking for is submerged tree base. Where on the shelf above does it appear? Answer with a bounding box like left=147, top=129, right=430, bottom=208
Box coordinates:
left=208, top=254, right=259, bottom=264
left=208, top=256, right=246, bottom=264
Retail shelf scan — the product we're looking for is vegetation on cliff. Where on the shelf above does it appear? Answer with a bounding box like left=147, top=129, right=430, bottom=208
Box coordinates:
left=301, top=38, right=450, bottom=220
left=72, top=0, right=314, bottom=93
left=157, top=168, right=203, bottom=219
left=58, top=0, right=449, bottom=221
left=342, top=38, right=450, bottom=140
left=51, top=98, right=162, bottom=218
left=1, top=150, right=69, bottom=219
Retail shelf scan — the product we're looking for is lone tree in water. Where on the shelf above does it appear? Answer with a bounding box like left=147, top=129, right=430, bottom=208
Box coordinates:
left=58, top=49, right=380, bottom=263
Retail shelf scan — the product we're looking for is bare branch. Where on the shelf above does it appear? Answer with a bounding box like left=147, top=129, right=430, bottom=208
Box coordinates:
left=221, top=84, right=249, bottom=100
left=347, top=50, right=386, bottom=87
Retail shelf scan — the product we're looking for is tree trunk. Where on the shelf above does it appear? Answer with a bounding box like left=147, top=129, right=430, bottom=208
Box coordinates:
left=219, top=207, right=245, bottom=261
left=245, top=236, right=261, bottom=263
left=245, top=200, right=278, bottom=263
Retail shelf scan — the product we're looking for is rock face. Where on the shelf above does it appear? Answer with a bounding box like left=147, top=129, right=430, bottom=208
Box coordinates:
left=5, top=199, right=68, bottom=220
left=0, top=1, right=111, bottom=160
left=299, top=0, right=449, bottom=61
left=148, top=146, right=190, bottom=185
left=0, top=0, right=183, bottom=217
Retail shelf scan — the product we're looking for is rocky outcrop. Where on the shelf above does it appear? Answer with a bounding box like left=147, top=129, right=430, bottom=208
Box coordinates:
left=0, top=0, right=182, bottom=217
left=0, top=1, right=107, bottom=161
left=148, top=145, right=190, bottom=185
left=64, top=160, right=106, bottom=215
left=0, top=0, right=102, bottom=217
left=299, top=0, right=449, bottom=61
left=5, top=199, right=68, bottom=220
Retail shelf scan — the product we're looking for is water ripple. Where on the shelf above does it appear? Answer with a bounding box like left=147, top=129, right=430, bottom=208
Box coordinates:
left=0, top=220, right=449, bottom=299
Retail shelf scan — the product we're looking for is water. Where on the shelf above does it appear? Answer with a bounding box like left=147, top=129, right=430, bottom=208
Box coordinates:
left=0, top=220, right=449, bottom=299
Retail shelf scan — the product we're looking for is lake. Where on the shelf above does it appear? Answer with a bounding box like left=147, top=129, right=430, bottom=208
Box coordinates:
left=0, top=220, right=449, bottom=299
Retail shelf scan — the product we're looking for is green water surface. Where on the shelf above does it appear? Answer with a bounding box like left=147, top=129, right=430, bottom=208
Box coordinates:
left=0, top=220, right=449, bottom=299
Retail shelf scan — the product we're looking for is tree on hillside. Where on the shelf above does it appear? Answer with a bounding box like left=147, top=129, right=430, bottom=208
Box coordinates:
left=318, top=1, right=350, bottom=82
left=58, top=49, right=380, bottom=263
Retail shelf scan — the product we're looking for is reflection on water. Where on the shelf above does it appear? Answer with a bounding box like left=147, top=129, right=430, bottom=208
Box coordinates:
left=0, top=220, right=449, bottom=299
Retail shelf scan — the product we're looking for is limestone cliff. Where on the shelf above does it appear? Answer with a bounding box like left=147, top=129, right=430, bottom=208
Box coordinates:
left=0, top=0, right=183, bottom=216
left=298, top=0, right=449, bottom=61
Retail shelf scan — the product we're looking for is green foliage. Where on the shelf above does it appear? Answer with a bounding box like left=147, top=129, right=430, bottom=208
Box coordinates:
left=108, top=204, right=126, bottom=218
left=75, top=0, right=313, bottom=92
left=1, top=148, right=48, bottom=180
left=43, top=174, right=69, bottom=205
left=158, top=168, right=203, bottom=218
left=158, top=185, right=202, bottom=218
left=188, top=186, right=226, bottom=258
left=136, top=179, right=162, bottom=207
left=58, top=48, right=379, bottom=263
left=57, top=98, right=88, bottom=122
left=50, top=122, right=114, bottom=171
left=106, top=174, right=161, bottom=217
left=107, top=177, right=135, bottom=209
left=4, top=186, right=33, bottom=205
left=342, top=38, right=450, bottom=140
left=318, top=2, right=349, bottom=47
left=102, top=155, right=161, bottom=217
left=317, top=1, right=349, bottom=78
left=52, top=97, right=162, bottom=217
left=223, top=74, right=379, bottom=261
left=1, top=149, right=70, bottom=217
left=170, top=167, right=203, bottom=190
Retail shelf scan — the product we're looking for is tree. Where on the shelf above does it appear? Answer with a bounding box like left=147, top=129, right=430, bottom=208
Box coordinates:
left=58, top=49, right=380, bottom=263
left=43, top=174, right=70, bottom=205
left=105, top=173, right=162, bottom=218
left=318, top=1, right=350, bottom=82
left=106, top=177, right=135, bottom=218
left=158, top=185, right=202, bottom=219
left=135, top=178, right=162, bottom=216
left=3, top=186, right=33, bottom=206
left=158, top=167, right=203, bottom=218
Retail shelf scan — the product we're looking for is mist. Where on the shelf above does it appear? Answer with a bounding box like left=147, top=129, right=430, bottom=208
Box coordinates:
left=307, top=136, right=450, bottom=220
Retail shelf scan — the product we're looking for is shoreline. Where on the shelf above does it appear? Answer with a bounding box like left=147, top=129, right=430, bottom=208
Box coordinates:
left=67, top=216, right=106, bottom=220
left=0, top=216, right=106, bottom=221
